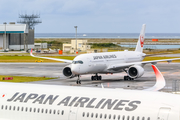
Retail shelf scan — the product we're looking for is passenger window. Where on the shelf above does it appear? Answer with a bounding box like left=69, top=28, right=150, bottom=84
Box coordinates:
left=1, top=105, right=3, bottom=109
left=34, top=108, right=36, bottom=112
left=100, top=113, right=102, bottom=118
left=87, top=112, right=89, bottom=117
left=45, top=109, right=48, bottom=114
left=41, top=109, right=44, bottom=113
left=127, top=116, right=129, bottom=120
left=82, top=112, right=85, bottom=117
left=137, top=116, right=139, bottom=120
left=91, top=113, right=94, bottom=118
left=104, top=114, right=107, bottom=119
left=54, top=110, right=56, bottom=114
left=9, top=106, right=11, bottom=110
left=118, top=115, right=120, bottom=120
left=5, top=105, right=7, bottom=110
left=17, top=106, right=19, bottom=111
left=142, top=117, right=145, bottom=120
left=113, top=115, right=116, bottom=119
left=109, top=114, right=111, bottom=119
left=21, top=107, right=24, bottom=111
left=37, top=108, right=40, bottom=113
left=29, top=108, right=32, bottom=112
left=57, top=110, right=60, bottom=115
left=132, top=116, right=134, bottom=120
left=122, top=115, right=125, bottom=120
left=62, top=110, right=64, bottom=115
left=13, top=106, right=15, bottom=111
left=49, top=109, right=52, bottom=114
left=25, top=107, right=28, bottom=112
left=147, top=117, right=150, bottom=120
left=96, top=113, right=98, bottom=118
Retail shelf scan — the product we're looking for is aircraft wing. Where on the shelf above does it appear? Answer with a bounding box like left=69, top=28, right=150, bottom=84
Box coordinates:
left=144, top=65, right=165, bottom=91
left=107, top=57, right=180, bottom=70
left=30, top=49, right=72, bottom=63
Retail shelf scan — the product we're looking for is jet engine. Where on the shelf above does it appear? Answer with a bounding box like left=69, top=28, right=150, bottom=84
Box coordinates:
left=127, top=65, right=144, bottom=78
left=62, top=65, right=76, bottom=78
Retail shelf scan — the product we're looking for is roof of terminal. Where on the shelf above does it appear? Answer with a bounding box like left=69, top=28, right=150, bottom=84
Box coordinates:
left=0, top=24, right=28, bottom=33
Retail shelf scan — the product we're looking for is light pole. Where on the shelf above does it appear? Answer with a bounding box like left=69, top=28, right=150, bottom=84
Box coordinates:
left=74, top=26, right=77, bottom=52
left=3, top=22, right=7, bottom=50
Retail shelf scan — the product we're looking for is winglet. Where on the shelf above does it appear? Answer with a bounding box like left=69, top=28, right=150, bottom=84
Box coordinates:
left=30, top=48, right=34, bottom=57
left=145, top=65, right=166, bottom=91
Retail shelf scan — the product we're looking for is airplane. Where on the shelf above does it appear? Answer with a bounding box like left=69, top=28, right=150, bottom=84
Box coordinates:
left=0, top=65, right=179, bottom=120
left=30, top=24, right=180, bottom=84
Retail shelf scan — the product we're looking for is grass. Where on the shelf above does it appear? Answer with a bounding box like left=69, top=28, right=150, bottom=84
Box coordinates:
left=0, top=75, right=55, bottom=83
left=0, top=56, right=75, bottom=62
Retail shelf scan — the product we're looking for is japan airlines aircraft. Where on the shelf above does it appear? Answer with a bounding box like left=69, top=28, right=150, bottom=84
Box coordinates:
left=30, top=24, right=180, bottom=84
left=1, top=65, right=179, bottom=120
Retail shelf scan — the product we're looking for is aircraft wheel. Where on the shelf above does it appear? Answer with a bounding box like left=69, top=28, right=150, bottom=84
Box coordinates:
left=79, top=80, right=81, bottom=84
left=76, top=80, right=79, bottom=84
left=98, top=76, right=102, bottom=80
left=91, top=76, right=94, bottom=81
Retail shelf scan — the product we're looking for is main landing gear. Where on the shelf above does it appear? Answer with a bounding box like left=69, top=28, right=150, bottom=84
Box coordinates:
left=124, top=76, right=134, bottom=81
left=76, top=75, right=81, bottom=84
left=91, top=73, right=102, bottom=81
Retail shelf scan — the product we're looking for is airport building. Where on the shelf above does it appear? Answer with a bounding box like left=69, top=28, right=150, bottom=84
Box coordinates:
left=63, top=39, right=91, bottom=53
left=0, top=23, right=34, bottom=51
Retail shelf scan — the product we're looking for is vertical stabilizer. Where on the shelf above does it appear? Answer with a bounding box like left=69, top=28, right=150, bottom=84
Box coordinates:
left=135, top=24, right=146, bottom=52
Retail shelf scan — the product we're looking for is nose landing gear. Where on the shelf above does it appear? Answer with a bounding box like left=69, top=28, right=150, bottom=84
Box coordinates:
left=91, top=73, right=102, bottom=81
left=76, top=75, right=81, bottom=84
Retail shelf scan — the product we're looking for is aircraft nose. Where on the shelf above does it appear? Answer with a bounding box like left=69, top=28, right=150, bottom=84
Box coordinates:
left=71, top=65, right=80, bottom=74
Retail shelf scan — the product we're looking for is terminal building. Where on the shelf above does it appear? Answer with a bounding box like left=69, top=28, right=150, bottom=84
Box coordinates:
left=63, top=40, right=91, bottom=53
left=0, top=23, right=34, bottom=51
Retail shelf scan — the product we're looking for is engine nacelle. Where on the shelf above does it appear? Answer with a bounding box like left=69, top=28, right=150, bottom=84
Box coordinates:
left=62, top=65, right=76, bottom=78
left=127, top=65, right=144, bottom=78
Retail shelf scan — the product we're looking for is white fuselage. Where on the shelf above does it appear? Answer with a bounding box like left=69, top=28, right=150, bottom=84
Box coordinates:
left=0, top=82, right=180, bottom=120
left=71, top=51, right=145, bottom=75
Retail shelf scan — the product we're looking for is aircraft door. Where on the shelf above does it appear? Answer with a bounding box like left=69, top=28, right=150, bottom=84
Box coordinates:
left=157, top=107, right=171, bottom=120
left=68, top=102, right=79, bottom=120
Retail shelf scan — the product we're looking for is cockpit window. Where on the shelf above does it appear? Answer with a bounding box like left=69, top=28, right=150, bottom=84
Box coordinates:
left=72, top=60, right=83, bottom=64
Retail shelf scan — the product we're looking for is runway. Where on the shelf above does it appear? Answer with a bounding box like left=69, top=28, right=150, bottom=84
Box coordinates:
left=0, top=62, right=180, bottom=92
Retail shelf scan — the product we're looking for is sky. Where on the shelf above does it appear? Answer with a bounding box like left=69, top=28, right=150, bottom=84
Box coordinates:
left=0, top=0, right=180, bottom=33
